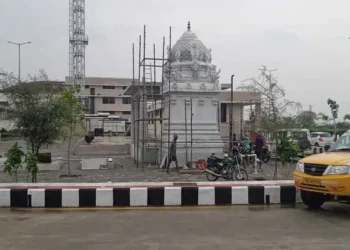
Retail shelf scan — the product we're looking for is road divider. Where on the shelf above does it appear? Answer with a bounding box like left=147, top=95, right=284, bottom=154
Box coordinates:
left=0, top=181, right=301, bottom=208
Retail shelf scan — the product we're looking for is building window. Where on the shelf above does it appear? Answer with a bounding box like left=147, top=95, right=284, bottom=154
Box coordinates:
left=122, top=86, right=127, bottom=90
left=221, top=103, right=227, bottom=123
left=103, top=86, right=115, bottom=89
left=85, top=85, right=90, bottom=88
left=102, top=97, right=115, bottom=104
left=122, top=97, right=131, bottom=104
left=122, top=111, right=131, bottom=115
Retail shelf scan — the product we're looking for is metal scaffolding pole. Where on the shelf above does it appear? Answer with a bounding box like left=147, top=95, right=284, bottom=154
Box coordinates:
left=159, top=36, right=165, bottom=167
left=190, top=98, right=193, bottom=165
left=131, top=25, right=172, bottom=171
left=185, top=99, right=188, bottom=164
left=142, top=25, right=146, bottom=171
left=166, top=26, right=172, bottom=173
left=136, top=34, right=141, bottom=168
left=132, top=43, right=136, bottom=163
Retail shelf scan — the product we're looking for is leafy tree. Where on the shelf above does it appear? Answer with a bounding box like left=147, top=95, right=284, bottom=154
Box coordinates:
left=296, top=111, right=317, bottom=128
left=344, top=114, right=350, bottom=122
left=327, top=98, right=339, bottom=141
left=4, top=142, right=24, bottom=182
left=25, top=153, right=38, bottom=183
left=327, top=99, right=339, bottom=120
left=238, top=66, right=301, bottom=180
left=317, top=112, right=329, bottom=122
left=59, top=87, right=86, bottom=176
left=1, top=70, right=67, bottom=155
left=277, top=137, right=300, bottom=179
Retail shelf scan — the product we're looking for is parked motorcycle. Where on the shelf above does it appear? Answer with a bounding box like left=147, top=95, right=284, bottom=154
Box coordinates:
left=205, top=153, right=248, bottom=181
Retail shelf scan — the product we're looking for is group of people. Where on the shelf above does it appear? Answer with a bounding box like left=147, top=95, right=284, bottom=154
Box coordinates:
left=232, top=132, right=266, bottom=159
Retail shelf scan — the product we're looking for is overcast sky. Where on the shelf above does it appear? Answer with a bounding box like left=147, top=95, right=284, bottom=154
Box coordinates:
left=1, top=0, right=350, bottom=117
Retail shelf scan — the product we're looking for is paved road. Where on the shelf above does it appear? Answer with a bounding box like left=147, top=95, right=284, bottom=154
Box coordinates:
left=0, top=204, right=349, bottom=250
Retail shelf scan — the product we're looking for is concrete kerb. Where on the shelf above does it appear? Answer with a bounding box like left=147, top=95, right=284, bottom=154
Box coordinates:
left=0, top=181, right=301, bottom=208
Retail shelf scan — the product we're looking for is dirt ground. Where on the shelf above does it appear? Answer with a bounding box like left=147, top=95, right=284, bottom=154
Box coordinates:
left=0, top=137, right=292, bottom=183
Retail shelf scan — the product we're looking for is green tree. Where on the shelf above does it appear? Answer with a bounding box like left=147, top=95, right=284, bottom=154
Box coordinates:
left=277, top=137, right=300, bottom=179
left=317, top=112, right=329, bottom=122
left=327, top=98, right=339, bottom=141
left=4, top=142, right=24, bottom=182
left=296, top=111, right=317, bottom=128
left=59, top=87, right=86, bottom=176
left=238, top=66, right=301, bottom=180
left=25, top=153, right=38, bottom=183
left=1, top=70, right=67, bottom=156
left=344, top=114, right=350, bottom=122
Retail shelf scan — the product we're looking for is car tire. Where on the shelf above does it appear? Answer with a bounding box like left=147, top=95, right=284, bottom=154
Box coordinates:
left=301, top=190, right=325, bottom=209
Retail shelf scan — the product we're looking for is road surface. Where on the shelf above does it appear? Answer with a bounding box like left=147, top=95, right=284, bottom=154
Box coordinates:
left=0, top=204, right=349, bottom=250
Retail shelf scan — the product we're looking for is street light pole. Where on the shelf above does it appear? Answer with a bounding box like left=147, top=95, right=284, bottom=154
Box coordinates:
left=7, top=41, right=31, bottom=82
left=229, top=74, right=235, bottom=154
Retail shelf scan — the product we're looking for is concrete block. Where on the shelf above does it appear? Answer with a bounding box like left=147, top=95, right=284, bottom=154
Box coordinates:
left=130, top=187, right=147, bottom=206
left=264, top=186, right=281, bottom=204
left=198, top=187, right=215, bottom=205
left=0, top=189, right=10, bottom=206
left=231, top=186, right=249, bottom=204
left=62, top=189, right=79, bottom=207
left=164, top=187, right=181, bottom=206
left=96, top=188, right=113, bottom=207
left=28, top=189, right=45, bottom=207
left=81, top=158, right=106, bottom=170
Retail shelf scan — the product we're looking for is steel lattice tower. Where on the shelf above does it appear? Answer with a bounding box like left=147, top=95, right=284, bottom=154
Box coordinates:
left=69, top=0, right=89, bottom=110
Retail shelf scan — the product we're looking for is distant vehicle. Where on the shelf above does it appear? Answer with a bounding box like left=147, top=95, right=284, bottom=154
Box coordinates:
left=268, top=129, right=311, bottom=154
left=310, top=132, right=334, bottom=147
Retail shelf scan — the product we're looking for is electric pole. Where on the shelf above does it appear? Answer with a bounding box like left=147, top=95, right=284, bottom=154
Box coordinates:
left=7, top=41, right=31, bottom=83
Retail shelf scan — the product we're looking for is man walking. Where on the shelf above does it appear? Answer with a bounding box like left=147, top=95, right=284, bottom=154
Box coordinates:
left=254, top=133, right=264, bottom=160
left=167, top=133, right=179, bottom=171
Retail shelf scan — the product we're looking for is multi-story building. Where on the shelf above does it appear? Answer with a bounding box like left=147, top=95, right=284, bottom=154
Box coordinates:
left=65, top=77, right=133, bottom=120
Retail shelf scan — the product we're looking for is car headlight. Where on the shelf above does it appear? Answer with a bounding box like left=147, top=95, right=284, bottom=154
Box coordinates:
left=296, top=162, right=304, bottom=172
left=323, top=165, right=350, bottom=175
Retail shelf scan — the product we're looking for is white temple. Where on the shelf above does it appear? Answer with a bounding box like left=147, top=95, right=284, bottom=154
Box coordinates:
left=162, top=22, right=224, bottom=165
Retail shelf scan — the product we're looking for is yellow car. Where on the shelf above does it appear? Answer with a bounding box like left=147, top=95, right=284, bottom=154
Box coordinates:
left=294, top=130, right=350, bottom=209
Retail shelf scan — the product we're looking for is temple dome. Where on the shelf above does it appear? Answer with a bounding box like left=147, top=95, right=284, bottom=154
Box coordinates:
left=163, top=22, right=220, bottom=87
left=170, top=22, right=211, bottom=63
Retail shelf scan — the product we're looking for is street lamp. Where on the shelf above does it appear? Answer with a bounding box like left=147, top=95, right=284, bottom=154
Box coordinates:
left=7, top=41, right=31, bottom=82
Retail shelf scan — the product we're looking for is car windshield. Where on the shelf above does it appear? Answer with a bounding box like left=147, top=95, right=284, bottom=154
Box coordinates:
left=292, top=131, right=307, bottom=140
left=320, top=133, right=332, bottom=138
left=328, top=133, right=350, bottom=151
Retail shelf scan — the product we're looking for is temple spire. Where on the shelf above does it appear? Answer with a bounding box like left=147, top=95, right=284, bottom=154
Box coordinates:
left=187, top=21, right=191, bottom=31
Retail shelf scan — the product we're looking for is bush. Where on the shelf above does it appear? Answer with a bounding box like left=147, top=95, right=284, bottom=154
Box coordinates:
left=277, top=137, right=300, bottom=165
left=4, top=142, right=24, bottom=182
left=25, top=153, right=38, bottom=183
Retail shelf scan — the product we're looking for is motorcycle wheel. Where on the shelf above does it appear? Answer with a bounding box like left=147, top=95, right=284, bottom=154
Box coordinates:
left=206, top=167, right=219, bottom=181
left=231, top=167, right=248, bottom=181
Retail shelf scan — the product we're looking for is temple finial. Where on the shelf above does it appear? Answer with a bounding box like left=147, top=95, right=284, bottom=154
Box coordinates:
left=187, top=21, right=191, bottom=31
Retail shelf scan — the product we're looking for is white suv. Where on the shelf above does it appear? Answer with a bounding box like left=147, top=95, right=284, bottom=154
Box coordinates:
left=310, top=132, right=334, bottom=147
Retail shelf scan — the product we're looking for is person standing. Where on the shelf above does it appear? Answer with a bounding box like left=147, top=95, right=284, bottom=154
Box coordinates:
left=255, top=134, right=264, bottom=160
left=242, top=133, right=250, bottom=150
left=232, top=133, right=238, bottom=147
left=167, top=133, right=179, bottom=171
